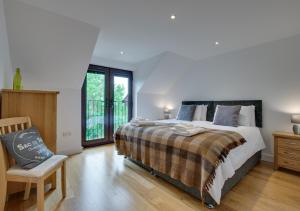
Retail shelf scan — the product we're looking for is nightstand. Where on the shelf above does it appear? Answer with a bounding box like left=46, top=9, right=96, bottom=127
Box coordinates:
left=273, top=132, right=300, bottom=172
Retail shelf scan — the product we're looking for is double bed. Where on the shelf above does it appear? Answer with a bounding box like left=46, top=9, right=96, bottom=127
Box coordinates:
left=114, top=100, right=265, bottom=208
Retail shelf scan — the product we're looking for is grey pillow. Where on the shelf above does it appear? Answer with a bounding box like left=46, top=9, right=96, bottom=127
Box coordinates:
left=176, top=105, right=196, bottom=121
left=0, top=127, right=53, bottom=169
left=213, top=105, right=241, bottom=127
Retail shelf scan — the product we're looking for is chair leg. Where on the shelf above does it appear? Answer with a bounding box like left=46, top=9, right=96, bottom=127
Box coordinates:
left=61, top=161, right=67, bottom=198
left=23, top=182, right=31, bottom=200
left=0, top=180, right=7, bottom=211
left=37, top=180, right=45, bottom=211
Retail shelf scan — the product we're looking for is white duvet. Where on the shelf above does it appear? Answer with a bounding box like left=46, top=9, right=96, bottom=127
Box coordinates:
left=158, top=119, right=266, bottom=204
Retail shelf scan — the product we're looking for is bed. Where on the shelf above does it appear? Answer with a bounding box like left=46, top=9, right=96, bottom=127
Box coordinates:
left=114, top=100, right=265, bottom=208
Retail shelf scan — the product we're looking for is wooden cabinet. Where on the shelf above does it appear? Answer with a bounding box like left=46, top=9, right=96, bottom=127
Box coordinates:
left=0, top=89, right=59, bottom=194
left=273, top=132, right=300, bottom=172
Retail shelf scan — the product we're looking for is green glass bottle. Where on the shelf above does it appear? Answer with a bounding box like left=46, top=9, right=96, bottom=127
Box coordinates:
left=13, top=68, right=22, bottom=90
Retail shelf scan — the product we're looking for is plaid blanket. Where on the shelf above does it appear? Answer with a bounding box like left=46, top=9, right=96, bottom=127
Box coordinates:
left=114, top=124, right=246, bottom=200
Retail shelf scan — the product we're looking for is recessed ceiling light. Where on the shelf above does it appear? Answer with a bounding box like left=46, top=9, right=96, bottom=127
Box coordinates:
left=170, top=14, right=176, bottom=20
left=215, top=41, right=220, bottom=46
left=120, top=51, right=124, bottom=55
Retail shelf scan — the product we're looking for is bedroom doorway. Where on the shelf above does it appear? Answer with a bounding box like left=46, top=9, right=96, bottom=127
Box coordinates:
left=81, top=65, right=133, bottom=147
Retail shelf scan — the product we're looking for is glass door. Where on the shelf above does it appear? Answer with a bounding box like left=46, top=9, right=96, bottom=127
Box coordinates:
left=82, top=65, right=132, bottom=147
left=82, top=66, right=109, bottom=147
left=112, top=72, right=132, bottom=134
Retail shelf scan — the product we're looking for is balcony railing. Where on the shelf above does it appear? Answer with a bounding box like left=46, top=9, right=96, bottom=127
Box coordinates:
left=86, top=100, right=128, bottom=141
left=113, top=101, right=129, bottom=132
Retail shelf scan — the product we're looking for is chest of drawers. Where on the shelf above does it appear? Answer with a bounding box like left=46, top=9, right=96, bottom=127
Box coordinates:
left=273, top=132, right=300, bottom=172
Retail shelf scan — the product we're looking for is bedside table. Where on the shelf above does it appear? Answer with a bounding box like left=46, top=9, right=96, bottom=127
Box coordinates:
left=273, top=132, right=300, bottom=172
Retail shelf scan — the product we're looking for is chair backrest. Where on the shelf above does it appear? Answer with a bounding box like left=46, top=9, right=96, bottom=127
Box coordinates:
left=0, top=117, right=32, bottom=171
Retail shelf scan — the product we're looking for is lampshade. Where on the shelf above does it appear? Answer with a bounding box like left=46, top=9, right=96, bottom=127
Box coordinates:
left=291, top=114, right=300, bottom=124
left=163, top=107, right=170, bottom=113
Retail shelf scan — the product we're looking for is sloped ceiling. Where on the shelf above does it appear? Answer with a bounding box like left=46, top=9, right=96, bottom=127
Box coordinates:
left=137, top=52, right=194, bottom=94
left=134, top=53, right=163, bottom=94
left=4, top=0, right=100, bottom=89
left=7, top=0, right=300, bottom=97
left=17, top=0, right=300, bottom=64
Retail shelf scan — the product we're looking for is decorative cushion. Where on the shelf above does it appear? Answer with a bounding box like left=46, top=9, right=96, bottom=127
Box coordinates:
left=213, top=105, right=241, bottom=127
left=0, top=127, right=53, bottom=169
left=176, top=105, right=196, bottom=121
left=193, top=105, right=208, bottom=121
left=239, top=105, right=256, bottom=127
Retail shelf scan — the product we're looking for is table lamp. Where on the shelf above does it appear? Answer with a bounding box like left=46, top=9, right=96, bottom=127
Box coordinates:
left=291, top=114, right=300, bottom=135
left=163, top=107, right=171, bottom=119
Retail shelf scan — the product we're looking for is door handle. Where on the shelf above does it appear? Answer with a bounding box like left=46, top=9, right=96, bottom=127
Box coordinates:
left=111, top=100, right=114, bottom=109
left=105, top=99, right=109, bottom=108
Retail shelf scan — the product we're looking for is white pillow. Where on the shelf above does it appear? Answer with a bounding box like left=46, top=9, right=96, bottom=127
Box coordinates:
left=239, top=105, right=256, bottom=126
left=193, top=105, right=208, bottom=121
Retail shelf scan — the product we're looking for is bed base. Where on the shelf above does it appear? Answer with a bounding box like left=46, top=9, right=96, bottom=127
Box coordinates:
left=127, top=151, right=261, bottom=208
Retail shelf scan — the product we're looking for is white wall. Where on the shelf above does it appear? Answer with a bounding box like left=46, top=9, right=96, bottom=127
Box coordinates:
left=56, top=89, right=82, bottom=155
left=139, top=52, right=194, bottom=94
left=136, top=34, right=300, bottom=161
left=0, top=0, right=12, bottom=88
left=134, top=53, right=163, bottom=117
left=136, top=93, right=166, bottom=119
left=5, top=0, right=100, bottom=155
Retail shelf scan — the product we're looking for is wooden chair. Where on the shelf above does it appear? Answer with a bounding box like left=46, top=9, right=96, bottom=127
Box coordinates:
left=0, top=117, right=67, bottom=211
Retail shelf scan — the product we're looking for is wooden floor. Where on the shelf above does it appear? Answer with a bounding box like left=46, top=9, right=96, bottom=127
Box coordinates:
left=5, top=144, right=300, bottom=211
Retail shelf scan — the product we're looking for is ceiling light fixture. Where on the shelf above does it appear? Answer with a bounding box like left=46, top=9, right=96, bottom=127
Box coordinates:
left=120, top=51, right=124, bottom=55
left=170, top=14, right=176, bottom=20
left=215, top=41, right=220, bottom=46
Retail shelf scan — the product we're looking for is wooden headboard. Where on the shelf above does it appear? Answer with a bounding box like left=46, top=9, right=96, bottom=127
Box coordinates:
left=182, top=100, right=263, bottom=127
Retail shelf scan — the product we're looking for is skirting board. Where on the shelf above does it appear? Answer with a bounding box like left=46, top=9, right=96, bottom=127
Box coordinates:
left=57, top=147, right=83, bottom=156
left=262, top=152, right=273, bottom=163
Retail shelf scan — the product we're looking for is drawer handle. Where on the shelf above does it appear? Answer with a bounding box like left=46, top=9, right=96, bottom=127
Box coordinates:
left=287, top=142, right=297, bottom=145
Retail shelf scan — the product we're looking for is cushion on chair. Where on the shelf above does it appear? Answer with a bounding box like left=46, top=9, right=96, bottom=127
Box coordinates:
left=6, top=155, right=67, bottom=178
left=0, top=126, right=54, bottom=169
